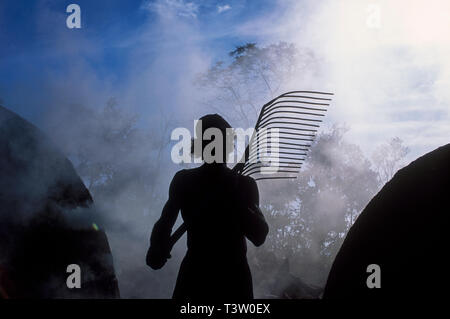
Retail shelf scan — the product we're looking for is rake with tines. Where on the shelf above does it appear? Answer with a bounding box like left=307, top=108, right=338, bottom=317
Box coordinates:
left=167, top=90, right=333, bottom=249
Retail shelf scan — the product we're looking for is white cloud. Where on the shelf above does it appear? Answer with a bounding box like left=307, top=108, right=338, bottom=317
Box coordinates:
left=217, top=4, right=231, bottom=13
left=29, top=0, right=450, bottom=164
left=143, top=0, right=199, bottom=18
left=237, top=0, right=450, bottom=160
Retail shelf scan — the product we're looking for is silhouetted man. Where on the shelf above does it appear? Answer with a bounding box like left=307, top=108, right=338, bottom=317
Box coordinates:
left=146, top=114, right=269, bottom=300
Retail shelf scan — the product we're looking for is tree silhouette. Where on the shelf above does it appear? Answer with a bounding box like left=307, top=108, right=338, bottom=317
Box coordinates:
left=250, top=125, right=380, bottom=292
left=196, top=42, right=318, bottom=127
left=372, top=137, right=409, bottom=185
left=45, top=98, right=174, bottom=297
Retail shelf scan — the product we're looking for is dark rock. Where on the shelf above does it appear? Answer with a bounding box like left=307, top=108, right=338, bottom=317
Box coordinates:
left=323, top=143, right=450, bottom=299
left=0, top=105, right=120, bottom=298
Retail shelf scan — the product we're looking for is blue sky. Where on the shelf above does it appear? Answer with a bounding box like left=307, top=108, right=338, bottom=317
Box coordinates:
left=0, top=0, right=278, bottom=117
left=0, top=0, right=278, bottom=120
left=1, top=0, right=449, bottom=161
left=0, top=0, right=267, bottom=75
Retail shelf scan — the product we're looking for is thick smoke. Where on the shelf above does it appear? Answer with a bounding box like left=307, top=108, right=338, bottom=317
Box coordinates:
left=43, top=100, right=182, bottom=298
left=2, top=0, right=446, bottom=298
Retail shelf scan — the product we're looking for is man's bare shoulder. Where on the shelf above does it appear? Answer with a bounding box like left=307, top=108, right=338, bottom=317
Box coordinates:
left=238, top=174, right=257, bottom=188
left=171, top=166, right=202, bottom=185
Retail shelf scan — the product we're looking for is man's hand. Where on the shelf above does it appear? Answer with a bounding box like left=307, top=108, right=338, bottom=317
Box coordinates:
left=146, top=246, right=171, bottom=270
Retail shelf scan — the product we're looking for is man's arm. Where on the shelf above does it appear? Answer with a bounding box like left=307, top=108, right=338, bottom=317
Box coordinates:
left=146, top=171, right=183, bottom=269
left=241, top=177, right=269, bottom=247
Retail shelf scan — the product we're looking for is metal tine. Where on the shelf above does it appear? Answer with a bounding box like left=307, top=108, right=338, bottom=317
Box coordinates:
left=263, top=103, right=328, bottom=115
left=258, top=115, right=322, bottom=127
left=247, top=145, right=311, bottom=158
left=252, top=135, right=315, bottom=144
left=263, top=107, right=327, bottom=114
left=247, top=154, right=308, bottom=166
left=245, top=159, right=306, bottom=168
left=246, top=170, right=300, bottom=178
left=249, top=139, right=311, bottom=149
left=254, top=176, right=297, bottom=181
left=277, top=90, right=333, bottom=95
left=247, top=155, right=307, bottom=164
left=256, top=118, right=319, bottom=128
left=255, top=128, right=316, bottom=138
left=246, top=163, right=305, bottom=172
left=248, top=143, right=311, bottom=158
left=276, top=147, right=310, bottom=152
left=244, top=163, right=302, bottom=171
left=264, top=101, right=329, bottom=110
left=250, top=168, right=300, bottom=173
left=281, top=94, right=332, bottom=101
left=256, top=129, right=316, bottom=136
left=244, top=161, right=303, bottom=169
left=245, top=164, right=304, bottom=175
left=252, top=140, right=312, bottom=148
left=243, top=162, right=303, bottom=174
left=260, top=110, right=325, bottom=122
left=249, top=171, right=300, bottom=178
left=280, top=136, right=315, bottom=142
left=246, top=155, right=307, bottom=166
left=253, top=131, right=315, bottom=143
left=276, top=93, right=332, bottom=99
left=248, top=147, right=310, bottom=158
left=248, top=154, right=308, bottom=163
left=249, top=168, right=299, bottom=173
left=277, top=91, right=333, bottom=98
left=244, top=169, right=300, bottom=178
left=255, top=129, right=317, bottom=141
left=249, top=148, right=310, bottom=157
left=269, top=98, right=329, bottom=106
left=264, top=94, right=331, bottom=103
left=267, top=100, right=330, bottom=107
left=268, top=98, right=331, bottom=105
left=252, top=169, right=300, bottom=174
left=277, top=94, right=332, bottom=100
left=258, top=122, right=319, bottom=130
left=244, top=161, right=307, bottom=177
left=243, top=161, right=302, bottom=172
left=245, top=163, right=301, bottom=172
left=260, top=115, right=323, bottom=125
left=263, top=100, right=329, bottom=116
left=248, top=148, right=308, bottom=158
left=244, top=167, right=301, bottom=176
left=249, top=138, right=309, bottom=155
left=265, top=95, right=331, bottom=104
left=259, top=116, right=324, bottom=128
left=259, top=121, right=320, bottom=130
left=252, top=175, right=298, bottom=181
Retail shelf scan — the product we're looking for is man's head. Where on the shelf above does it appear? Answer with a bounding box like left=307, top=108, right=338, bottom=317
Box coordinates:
left=191, top=114, right=234, bottom=163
